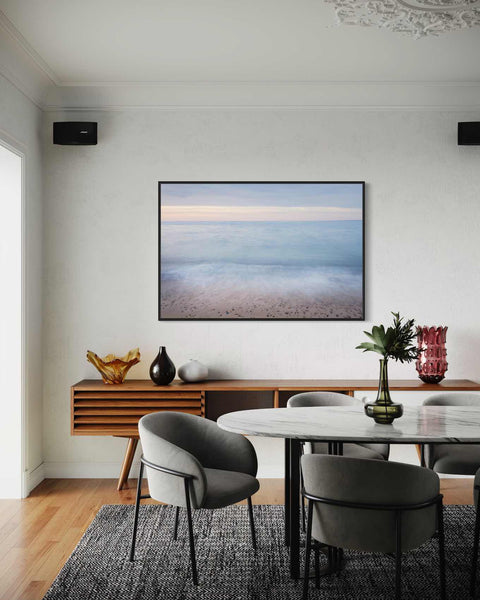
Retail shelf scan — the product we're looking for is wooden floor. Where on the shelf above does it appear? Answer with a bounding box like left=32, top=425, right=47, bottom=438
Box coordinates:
left=0, top=477, right=474, bottom=600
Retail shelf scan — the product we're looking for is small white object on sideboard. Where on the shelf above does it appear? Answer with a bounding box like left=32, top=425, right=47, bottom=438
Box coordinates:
left=178, top=359, right=209, bottom=382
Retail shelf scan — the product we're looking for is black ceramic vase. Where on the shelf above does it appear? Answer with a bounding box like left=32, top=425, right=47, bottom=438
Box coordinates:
left=149, top=346, right=176, bottom=385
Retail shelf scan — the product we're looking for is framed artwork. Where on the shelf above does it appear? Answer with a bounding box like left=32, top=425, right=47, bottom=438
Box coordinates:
left=158, top=182, right=365, bottom=320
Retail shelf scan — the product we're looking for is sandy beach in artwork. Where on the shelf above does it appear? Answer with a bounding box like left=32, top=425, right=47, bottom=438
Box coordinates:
left=160, top=276, right=363, bottom=319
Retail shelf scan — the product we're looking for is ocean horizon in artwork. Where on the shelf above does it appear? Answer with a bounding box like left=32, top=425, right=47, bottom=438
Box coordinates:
left=159, top=183, right=364, bottom=320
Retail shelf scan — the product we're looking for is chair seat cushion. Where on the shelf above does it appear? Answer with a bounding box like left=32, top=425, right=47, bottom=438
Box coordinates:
left=431, top=444, right=480, bottom=475
left=202, top=468, right=260, bottom=509
left=310, top=442, right=386, bottom=461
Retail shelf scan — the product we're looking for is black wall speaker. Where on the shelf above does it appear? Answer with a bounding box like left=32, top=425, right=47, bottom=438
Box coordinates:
left=53, top=122, right=97, bottom=145
left=458, top=122, right=480, bottom=146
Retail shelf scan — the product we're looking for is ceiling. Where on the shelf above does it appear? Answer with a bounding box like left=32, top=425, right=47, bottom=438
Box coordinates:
left=1, top=0, right=480, bottom=85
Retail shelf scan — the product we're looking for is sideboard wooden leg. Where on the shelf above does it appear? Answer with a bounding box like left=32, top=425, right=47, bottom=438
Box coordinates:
left=117, top=437, right=139, bottom=491
left=273, top=390, right=279, bottom=408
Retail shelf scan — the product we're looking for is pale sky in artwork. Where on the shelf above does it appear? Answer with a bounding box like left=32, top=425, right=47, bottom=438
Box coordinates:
left=161, top=204, right=362, bottom=222
left=161, top=183, right=363, bottom=222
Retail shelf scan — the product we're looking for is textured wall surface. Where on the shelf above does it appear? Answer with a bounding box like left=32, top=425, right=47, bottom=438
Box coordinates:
left=42, top=108, right=480, bottom=476
left=0, top=73, right=44, bottom=489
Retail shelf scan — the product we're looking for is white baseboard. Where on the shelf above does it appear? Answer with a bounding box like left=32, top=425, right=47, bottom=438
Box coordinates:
left=1, top=464, right=44, bottom=498
left=44, top=460, right=142, bottom=479
left=42, top=460, right=282, bottom=479
left=25, top=463, right=45, bottom=494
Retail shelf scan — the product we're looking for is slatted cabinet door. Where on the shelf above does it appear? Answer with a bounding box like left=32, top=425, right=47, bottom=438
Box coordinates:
left=71, top=388, right=203, bottom=436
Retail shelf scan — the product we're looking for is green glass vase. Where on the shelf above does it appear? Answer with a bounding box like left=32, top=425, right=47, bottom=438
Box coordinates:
left=364, top=359, right=403, bottom=424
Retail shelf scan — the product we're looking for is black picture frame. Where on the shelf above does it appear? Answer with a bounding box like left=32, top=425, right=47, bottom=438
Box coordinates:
left=158, top=181, right=365, bottom=321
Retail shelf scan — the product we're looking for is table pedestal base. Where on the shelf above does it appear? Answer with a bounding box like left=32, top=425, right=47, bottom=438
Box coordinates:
left=286, top=438, right=345, bottom=580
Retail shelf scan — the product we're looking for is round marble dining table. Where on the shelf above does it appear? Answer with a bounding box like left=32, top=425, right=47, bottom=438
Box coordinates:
left=218, top=405, right=480, bottom=443
left=218, top=405, right=480, bottom=579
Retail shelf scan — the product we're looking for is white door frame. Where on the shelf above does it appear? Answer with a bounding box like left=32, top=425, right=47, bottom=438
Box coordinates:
left=0, top=128, right=27, bottom=498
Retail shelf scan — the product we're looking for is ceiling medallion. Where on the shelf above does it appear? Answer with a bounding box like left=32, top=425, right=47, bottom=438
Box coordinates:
left=324, top=0, right=480, bottom=37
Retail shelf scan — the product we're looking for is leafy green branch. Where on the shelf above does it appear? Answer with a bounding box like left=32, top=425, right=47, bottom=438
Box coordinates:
left=356, top=312, right=419, bottom=363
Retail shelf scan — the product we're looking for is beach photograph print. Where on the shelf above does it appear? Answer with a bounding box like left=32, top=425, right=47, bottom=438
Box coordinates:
left=159, top=182, right=364, bottom=320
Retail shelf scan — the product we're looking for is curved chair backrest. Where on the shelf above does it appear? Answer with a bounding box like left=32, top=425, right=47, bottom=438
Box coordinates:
left=423, top=392, right=480, bottom=406
left=139, top=412, right=257, bottom=509
left=423, top=393, right=480, bottom=472
left=288, top=392, right=389, bottom=459
left=287, top=391, right=357, bottom=408
left=301, top=455, right=440, bottom=554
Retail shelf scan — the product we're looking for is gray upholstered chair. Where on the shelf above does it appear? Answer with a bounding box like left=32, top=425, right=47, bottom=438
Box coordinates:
left=129, top=412, right=259, bottom=584
left=287, top=392, right=390, bottom=460
left=471, top=468, right=480, bottom=596
left=301, top=455, right=446, bottom=600
left=423, top=393, right=480, bottom=474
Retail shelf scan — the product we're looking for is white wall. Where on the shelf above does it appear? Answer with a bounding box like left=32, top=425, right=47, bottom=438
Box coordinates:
left=0, top=73, right=44, bottom=493
left=42, top=108, right=480, bottom=478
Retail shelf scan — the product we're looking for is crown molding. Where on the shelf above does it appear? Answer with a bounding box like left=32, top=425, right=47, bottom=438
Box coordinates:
left=0, top=9, right=479, bottom=111
left=43, top=81, right=480, bottom=111
left=0, top=11, right=55, bottom=107
left=0, top=11, right=59, bottom=84
left=51, top=80, right=480, bottom=88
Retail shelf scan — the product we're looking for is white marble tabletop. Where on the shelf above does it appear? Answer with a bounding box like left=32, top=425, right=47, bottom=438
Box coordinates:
left=217, top=405, right=480, bottom=443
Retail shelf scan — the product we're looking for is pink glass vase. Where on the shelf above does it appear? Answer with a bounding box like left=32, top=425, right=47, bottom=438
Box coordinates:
left=416, top=326, right=448, bottom=384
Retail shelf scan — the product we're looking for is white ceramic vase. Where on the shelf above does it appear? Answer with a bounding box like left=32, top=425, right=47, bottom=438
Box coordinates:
left=178, top=359, right=209, bottom=383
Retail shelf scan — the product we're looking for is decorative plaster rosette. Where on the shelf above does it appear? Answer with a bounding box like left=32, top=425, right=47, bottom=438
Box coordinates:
left=324, top=0, right=480, bottom=37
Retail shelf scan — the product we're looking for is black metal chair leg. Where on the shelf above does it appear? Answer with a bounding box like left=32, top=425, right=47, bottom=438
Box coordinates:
left=471, top=491, right=480, bottom=597
left=332, top=547, right=338, bottom=573
left=327, top=546, right=333, bottom=574
left=303, top=500, right=314, bottom=600
left=314, top=542, right=320, bottom=589
left=395, top=510, right=402, bottom=600
left=300, top=466, right=306, bottom=533
left=437, top=499, right=447, bottom=600
left=299, top=446, right=306, bottom=533
left=173, top=505, right=180, bottom=541
left=184, top=479, right=198, bottom=585
left=129, top=462, right=144, bottom=562
left=337, top=547, right=344, bottom=574
left=247, top=496, right=257, bottom=549
left=301, top=497, right=306, bottom=533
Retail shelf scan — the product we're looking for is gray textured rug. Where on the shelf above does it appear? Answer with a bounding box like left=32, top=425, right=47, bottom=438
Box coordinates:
left=44, top=504, right=474, bottom=599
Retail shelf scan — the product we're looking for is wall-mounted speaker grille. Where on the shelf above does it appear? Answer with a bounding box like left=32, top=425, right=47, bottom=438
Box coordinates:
left=458, top=122, right=480, bottom=146
left=53, top=122, right=97, bottom=145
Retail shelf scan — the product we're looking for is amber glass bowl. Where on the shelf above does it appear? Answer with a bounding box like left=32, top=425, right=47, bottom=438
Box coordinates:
left=86, top=348, right=140, bottom=384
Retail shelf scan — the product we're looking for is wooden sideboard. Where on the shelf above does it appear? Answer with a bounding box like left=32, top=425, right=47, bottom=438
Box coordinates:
left=71, top=378, right=480, bottom=490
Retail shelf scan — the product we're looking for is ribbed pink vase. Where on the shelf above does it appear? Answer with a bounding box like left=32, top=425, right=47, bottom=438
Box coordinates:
left=416, top=326, right=448, bottom=384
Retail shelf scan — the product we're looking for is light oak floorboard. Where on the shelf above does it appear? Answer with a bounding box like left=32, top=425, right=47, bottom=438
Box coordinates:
left=0, top=477, right=474, bottom=600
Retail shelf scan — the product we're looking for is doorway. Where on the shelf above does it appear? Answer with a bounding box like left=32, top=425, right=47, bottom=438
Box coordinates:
left=0, top=138, right=24, bottom=498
